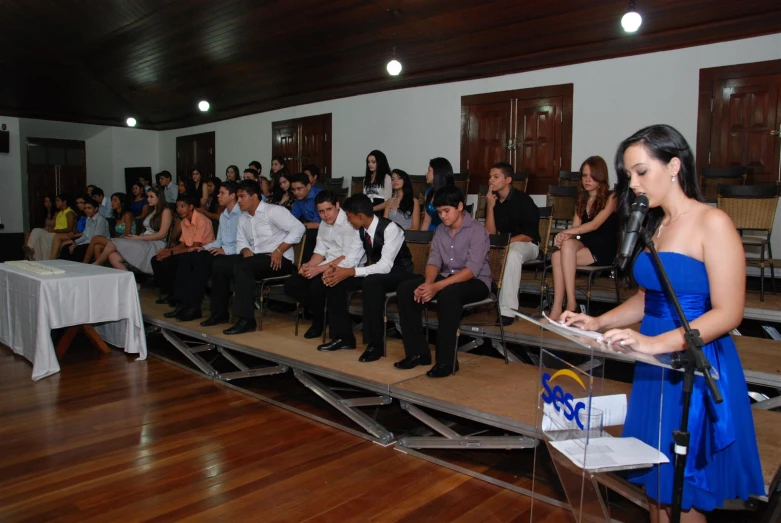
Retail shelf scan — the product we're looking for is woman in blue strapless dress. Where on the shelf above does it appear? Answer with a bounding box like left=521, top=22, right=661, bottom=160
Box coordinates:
left=561, top=125, right=763, bottom=522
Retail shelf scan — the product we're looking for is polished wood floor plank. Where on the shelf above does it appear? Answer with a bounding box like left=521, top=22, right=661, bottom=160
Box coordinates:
left=0, top=343, right=567, bottom=522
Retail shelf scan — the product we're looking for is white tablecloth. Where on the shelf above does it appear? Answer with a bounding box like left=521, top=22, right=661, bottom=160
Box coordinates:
left=0, top=260, right=147, bottom=380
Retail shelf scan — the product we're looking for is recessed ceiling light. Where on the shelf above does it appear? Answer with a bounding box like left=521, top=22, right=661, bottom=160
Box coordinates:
left=387, top=59, right=402, bottom=76
left=126, top=117, right=137, bottom=127
left=198, top=100, right=210, bottom=112
left=621, top=1, right=642, bottom=32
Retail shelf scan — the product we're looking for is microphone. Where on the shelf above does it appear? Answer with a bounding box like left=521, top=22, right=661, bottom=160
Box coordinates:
left=617, top=194, right=649, bottom=271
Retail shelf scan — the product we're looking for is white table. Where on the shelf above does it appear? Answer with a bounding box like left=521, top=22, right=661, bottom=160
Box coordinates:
left=0, top=260, right=147, bottom=380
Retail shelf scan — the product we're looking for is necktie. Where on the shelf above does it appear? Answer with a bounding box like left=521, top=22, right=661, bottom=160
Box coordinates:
left=361, top=229, right=373, bottom=264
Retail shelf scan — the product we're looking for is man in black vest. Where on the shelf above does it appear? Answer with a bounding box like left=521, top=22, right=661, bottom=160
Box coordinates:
left=318, top=194, right=414, bottom=362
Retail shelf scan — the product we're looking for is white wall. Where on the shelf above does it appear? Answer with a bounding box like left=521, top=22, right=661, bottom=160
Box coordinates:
left=0, top=116, right=23, bottom=233
left=158, top=32, right=781, bottom=257
left=5, top=118, right=160, bottom=231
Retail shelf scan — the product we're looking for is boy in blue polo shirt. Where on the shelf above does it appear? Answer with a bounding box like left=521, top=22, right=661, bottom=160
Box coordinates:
left=290, top=173, right=322, bottom=229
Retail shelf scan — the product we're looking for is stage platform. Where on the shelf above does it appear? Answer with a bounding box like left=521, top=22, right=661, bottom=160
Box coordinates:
left=139, top=289, right=781, bottom=517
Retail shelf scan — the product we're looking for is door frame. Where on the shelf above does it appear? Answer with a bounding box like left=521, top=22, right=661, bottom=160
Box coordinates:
left=696, top=59, right=781, bottom=178
left=460, top=83, right=574, bottom=186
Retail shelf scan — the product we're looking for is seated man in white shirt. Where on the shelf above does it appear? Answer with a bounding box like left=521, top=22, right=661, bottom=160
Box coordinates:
left=58, top=198, right=110, bottom=262
left=284, top=191, right=366, bottom=339
left=317, top=194, right=415, bottom=363
left=165, top=180, right=242, bottom=322
left=208, top=179, right=305, bottom=335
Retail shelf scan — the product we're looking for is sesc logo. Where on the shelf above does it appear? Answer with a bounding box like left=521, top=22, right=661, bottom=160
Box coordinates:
left=540, top=369, right=588, bottom=430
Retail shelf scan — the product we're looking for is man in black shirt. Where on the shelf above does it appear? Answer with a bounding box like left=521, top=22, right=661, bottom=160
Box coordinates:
left=484, top=162, right=540, bottom=324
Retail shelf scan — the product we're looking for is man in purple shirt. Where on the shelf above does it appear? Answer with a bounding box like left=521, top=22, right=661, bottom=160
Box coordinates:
left=394, top=185, right=491, bottom=378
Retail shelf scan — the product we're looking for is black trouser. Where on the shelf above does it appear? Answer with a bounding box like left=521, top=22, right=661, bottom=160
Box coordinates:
left=150, top=254, right=181, bottom=296
left=397, top=275, right=489, bottom=368
left=327, top=269, right=415, bottom=347
left=58, top=244, right=88, bottom=262
left=284, top=273, right=327, bottom=329
left=209, top=254, right=243, bottom=317
left=232, top=253, right=295, bottom=320
left=174, top=250, right=217, bottom=311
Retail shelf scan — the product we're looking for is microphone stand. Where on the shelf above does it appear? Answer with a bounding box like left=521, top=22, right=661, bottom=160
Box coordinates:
left=637, top=229, right=722, bottom=523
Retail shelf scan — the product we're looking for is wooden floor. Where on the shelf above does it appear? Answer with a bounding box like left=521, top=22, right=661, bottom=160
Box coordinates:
left=0, top=342, right=569, bottom=523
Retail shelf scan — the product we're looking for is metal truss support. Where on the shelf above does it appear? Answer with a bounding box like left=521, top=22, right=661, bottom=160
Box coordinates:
left=293, top=369, right=395, bottom=444
left=215, top=347, right=288, bottom=381
left=457, top=337, right=484, bottom=353
left=490, top=339, right=521, bottom=363
left=397, top=401, right=537, bottom=450
left=161, top=329, right=219, bottom=377
left=160, top=329, right=288, bottom=381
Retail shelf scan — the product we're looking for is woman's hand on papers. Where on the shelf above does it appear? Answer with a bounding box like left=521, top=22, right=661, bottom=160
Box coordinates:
left=559, top=311, right=600, bottom=331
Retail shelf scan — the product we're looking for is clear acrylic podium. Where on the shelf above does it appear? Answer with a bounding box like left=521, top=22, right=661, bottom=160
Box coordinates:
left=512, top=312, right=681, bottom=523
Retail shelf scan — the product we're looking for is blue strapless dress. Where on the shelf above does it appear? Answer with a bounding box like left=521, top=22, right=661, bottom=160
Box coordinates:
left=623, top=252, right=764, bottom=510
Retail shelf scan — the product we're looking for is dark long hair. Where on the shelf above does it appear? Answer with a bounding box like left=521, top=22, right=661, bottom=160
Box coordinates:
left=271, top=171, right=293, bottom=203
left=148, top=187, right=168, bottom=232
left=364, top=150, right=391, bottom=188
left=615, top=124, right=703, bottom=251
left=207, top=177, right=222, bottom=213
left=392, top=169, right=415, bottom=216
left=44, top=194, right=56, bottom=220
left=426, top=157, right=454, bottom=204
left=225, top=165, right=240, bottom=181
left=190, top=167, right=203, bottom=198
left=576, top=156, right=610, bottom=218
left=271, top=156, right=290, bottom=179
left=112, top=192, right=129, bottom=219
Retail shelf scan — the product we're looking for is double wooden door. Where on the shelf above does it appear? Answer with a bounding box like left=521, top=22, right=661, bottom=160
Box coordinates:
left=27, top=138, right=86, bottom=228
left=699, top=61, right=781, bottom=184
left=461, top=85, right=573, bottom=194
left=176, top=131, right=215, bottom=182
left=272, top=113, right=332, bottom=177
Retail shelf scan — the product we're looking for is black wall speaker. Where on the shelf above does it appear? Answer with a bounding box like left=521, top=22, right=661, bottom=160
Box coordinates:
left=0, top=131, right=9, bottom=154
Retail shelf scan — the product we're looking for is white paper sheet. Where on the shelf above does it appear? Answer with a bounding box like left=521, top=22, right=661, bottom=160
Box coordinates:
left=549, top=437, right=669, bottom=472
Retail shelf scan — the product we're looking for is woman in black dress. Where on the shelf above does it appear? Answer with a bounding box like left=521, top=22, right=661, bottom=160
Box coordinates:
left=548, top=155, right=618, bottom=320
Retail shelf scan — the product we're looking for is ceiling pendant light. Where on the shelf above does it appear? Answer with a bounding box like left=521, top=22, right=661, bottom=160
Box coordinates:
left=386, top=45, right=402, bottom=76
left=621, top=0, right=642, bottom=33
left=126, top=117, right=137, bottom=127
left=198, top=100, right=210, bottom=112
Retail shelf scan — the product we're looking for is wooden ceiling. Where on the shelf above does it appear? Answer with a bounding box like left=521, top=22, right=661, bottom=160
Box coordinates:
left=1, top=0, right=780, bottom=130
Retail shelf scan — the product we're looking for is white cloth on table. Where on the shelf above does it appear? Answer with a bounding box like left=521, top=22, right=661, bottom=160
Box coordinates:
left=0, top=260, right=147, bottom=381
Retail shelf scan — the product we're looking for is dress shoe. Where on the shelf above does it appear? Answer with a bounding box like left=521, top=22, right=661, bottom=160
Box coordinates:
left=155, top=295, right=171, bottom=304
left=164, top=307, right=184, bottom=318
left=167, top=298, right=180, bottom=308
left=303, top=325, right=323, bottom=339
left=223, top=318, right=257, bottom=335
left=317, top=338, right=356, bottom=352
left=426, top=361, right=459, bottom=378
left=358, top=345, right=382, bottom=363
left=176, top=308, right=202, bottom=322
left=394, top=355, right=432, bottom=370
left=499, top=315, right=515, bottom=326
left=200, top=314, right=230, bottom=327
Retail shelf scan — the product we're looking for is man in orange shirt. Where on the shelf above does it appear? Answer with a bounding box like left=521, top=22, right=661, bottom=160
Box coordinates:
left=152, top=194, right=215, bottom=309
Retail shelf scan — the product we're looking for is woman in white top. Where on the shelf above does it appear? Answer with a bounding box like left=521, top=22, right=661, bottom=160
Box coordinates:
left=363, top=149, right=392, bottom=217
left=92, top=187, right=173, bottom=274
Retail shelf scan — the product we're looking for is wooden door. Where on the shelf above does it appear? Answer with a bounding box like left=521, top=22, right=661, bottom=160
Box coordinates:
left=273, top=120, right=299, bottom=173
left=299, top=114, right=332, bottom=177
left=516, top=97, right=562, bottom=194
left=176, top=131, right=215, bottom=182
left=462, top=102, right=510, bottom=193
left=461, top=85, right=573, bottom=194
left=27, top=138, right=86, bottom=228
left=272, top=113, right=332, bottom=178
left=711, top=75, right=781, bottom=184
